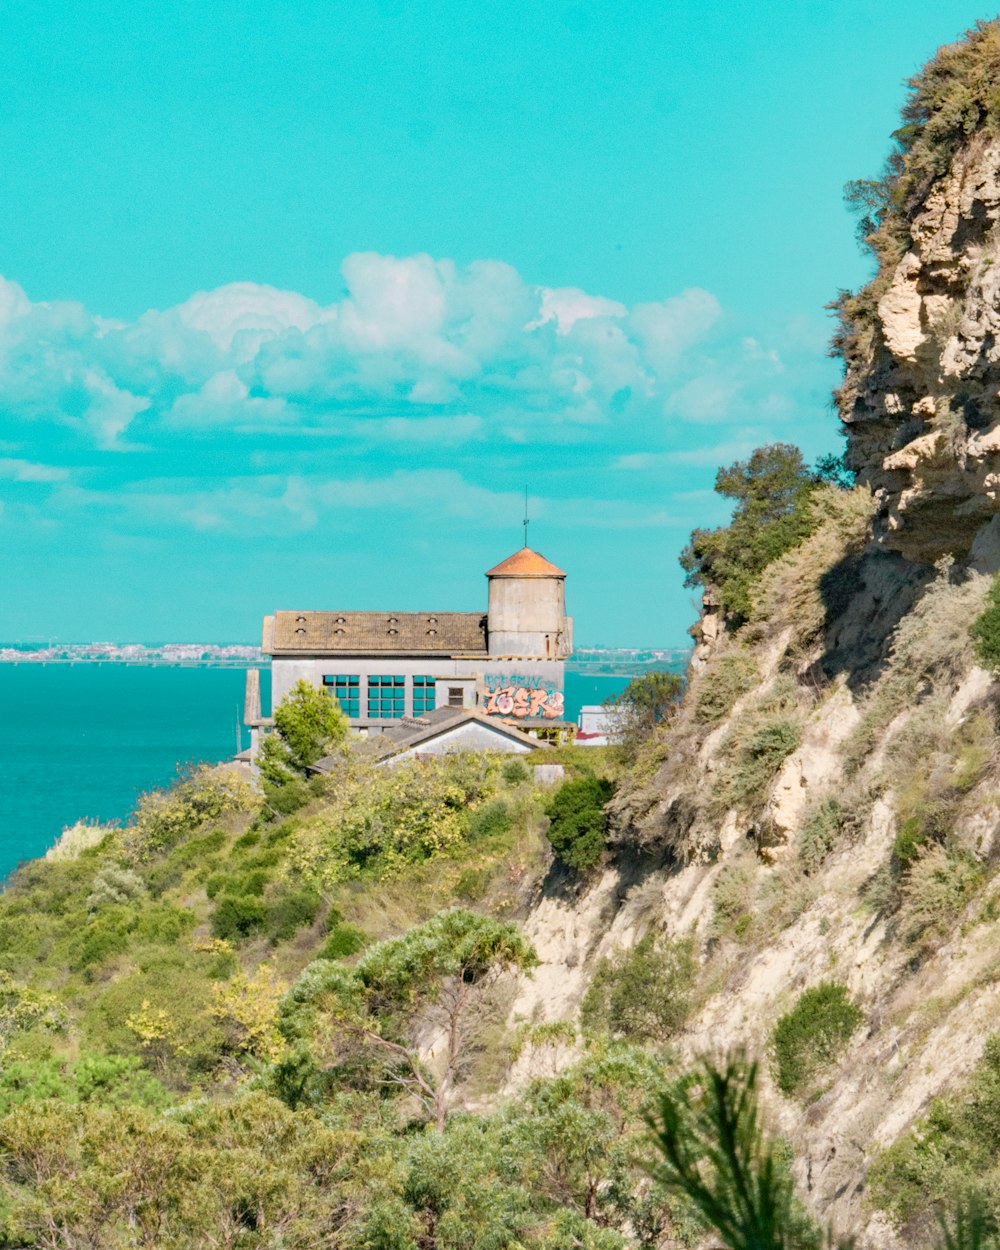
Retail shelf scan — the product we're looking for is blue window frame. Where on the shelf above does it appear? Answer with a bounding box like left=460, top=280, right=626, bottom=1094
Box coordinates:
left=368, top=674, right=405, bottom=719
left=413, top=675, right=436, bottom=716
left=323, top=674, right=360, bottom=718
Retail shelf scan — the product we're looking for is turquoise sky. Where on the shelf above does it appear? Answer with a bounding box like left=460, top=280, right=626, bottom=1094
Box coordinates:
left=0, top=2, right=987, bottom=646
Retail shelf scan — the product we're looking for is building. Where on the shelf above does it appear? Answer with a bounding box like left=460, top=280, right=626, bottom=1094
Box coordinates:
left=575, top=704, right=614, bottom=747
left=257, top=545, right=573, bottom=735
left=309, top=705, right=551, bottom=770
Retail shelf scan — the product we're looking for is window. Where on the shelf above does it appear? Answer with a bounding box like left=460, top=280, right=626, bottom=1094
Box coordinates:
left=368, top=674, right=406, bottom=719
left=448, top=686, right=464, bottom=708
left=413, top=675, right=436, bottom=716
left=323, top=674, right=360, bottom=718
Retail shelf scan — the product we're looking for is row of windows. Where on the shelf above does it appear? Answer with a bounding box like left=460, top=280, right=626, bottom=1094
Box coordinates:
left=322, top=675, right=462, bottom=719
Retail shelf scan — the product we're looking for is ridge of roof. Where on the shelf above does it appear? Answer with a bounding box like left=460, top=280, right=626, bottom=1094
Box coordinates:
left=485, top=547, right=566, bottom=578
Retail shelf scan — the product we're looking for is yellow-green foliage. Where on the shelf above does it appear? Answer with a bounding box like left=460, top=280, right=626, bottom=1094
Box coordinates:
left=119, top=765, right=260, bottom=863
left=751, top=484, right=875, bottom=644
left=285, top=753, right=500, bottom=885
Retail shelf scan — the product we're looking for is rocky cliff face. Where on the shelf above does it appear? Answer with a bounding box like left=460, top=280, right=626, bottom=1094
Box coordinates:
left=840, top=71, right=1000, bottom=567
left=504, top=31, right=1000, bottom=1248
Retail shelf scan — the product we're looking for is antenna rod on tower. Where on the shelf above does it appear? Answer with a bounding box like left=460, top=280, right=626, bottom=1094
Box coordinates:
left=523, top=486, right=529, bottom=547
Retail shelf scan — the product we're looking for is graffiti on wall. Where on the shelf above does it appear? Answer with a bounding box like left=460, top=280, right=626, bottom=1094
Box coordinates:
left=482, top=680, right=565, bottom=720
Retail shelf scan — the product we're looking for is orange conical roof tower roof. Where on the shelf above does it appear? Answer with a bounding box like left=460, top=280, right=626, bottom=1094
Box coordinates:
left=485, top=546, right=566, bottom=578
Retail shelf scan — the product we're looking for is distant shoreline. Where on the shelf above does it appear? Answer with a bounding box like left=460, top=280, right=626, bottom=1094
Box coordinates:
left=0, top=644, right=691, bottom=670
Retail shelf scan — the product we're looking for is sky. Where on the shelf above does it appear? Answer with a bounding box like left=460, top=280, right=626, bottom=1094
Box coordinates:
left=0, top=1, right=990, bottom=647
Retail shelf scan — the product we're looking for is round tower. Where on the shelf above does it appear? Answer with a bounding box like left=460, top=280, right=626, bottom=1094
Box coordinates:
left=485, top=547, right=570, bottom=658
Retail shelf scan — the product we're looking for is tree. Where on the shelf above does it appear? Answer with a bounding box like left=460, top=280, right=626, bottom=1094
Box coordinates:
left=680, top=444, right=818, bottom=626
left=259, top=679, right=349, bottom=787
left=544, top=776, right=614, bottom=873
left=281, top=909, right=537, bottom=1130
left=647, top=1056, right=829, bottom=1250
left=603, top=671, right=683, bottom=754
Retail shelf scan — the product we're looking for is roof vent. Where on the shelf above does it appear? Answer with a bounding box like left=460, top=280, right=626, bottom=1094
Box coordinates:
left=427, top=628, right=438, bottom=636
left=388, top=616, right=398, bottom=623
left=295, top=627, right=305, bottom=635
left=428, top=616, right=438, bottom=623
left=335, top=616, right=346, bottom=624
left=388, top=628, right=398, bottom=636
left=335, top=628, right=345, bottom=635
left=295, top=615, right=307, bottom=623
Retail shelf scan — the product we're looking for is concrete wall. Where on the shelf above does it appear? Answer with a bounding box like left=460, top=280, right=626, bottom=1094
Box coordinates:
left=271, top=654, right=566, bottom=729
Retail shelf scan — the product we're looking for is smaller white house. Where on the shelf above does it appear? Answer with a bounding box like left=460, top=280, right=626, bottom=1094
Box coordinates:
left=309, top=705, right=550, bottom=771
left=575, top=704, right=614, bottom=747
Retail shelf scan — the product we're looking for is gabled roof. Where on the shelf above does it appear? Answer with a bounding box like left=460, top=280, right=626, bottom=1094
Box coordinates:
left=485, top=547, right=566, bottom=578
left=266, top=611, right=488, bottom=655
left=309, top=706, right=549, bottom=772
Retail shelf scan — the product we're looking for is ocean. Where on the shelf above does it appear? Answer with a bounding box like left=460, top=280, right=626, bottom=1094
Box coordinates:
left=3, top=665, right=649, bottom=880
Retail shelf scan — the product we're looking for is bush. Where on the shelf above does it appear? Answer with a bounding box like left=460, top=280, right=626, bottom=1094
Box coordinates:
left=798, top=798, right=844, bottom=874
left=318, top=923, right=366, bottom=961
left=972, top=574, right=1000, bottom=671
left=770, top=982, right=864, bottom=1096
left=869, top=1032, right=1000, bottom=1230
left=581, top=936, right=696, bottom=1042
left=502, top=759, right=529, bottom=785
left=211, top=894, right=268, bottom=942
left=467, top=799, right=513, bottom=842
left=711, top=862, right=757, bottom=941
left=544, top=777, right=614, bottom=873
left=711, top=703, right=801, bottom=819
left=693, top=649, right=759, bottom=725
left=897, top=845, right=983, bottom=948
left=264, top=886, right=322, bottom=943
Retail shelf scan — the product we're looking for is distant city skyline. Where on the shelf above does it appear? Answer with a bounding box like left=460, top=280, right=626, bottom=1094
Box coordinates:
left=0, top=2, right=984, bottom=646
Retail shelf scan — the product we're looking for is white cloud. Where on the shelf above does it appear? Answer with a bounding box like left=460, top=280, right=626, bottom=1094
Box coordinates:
left=0, top=457, right=69, bottom=482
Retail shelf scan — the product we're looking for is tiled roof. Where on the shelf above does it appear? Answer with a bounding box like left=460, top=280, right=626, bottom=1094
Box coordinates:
left=485, top=547, right=566, bottom=578
left=267, top=611, right=488, bottom=655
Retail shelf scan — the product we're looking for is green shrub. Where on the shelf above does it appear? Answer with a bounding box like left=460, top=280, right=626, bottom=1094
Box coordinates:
left=502, top=759, right=529, bottom=785
left=869, top=1033, right=1000, bottom=1230
left=264, top=886, right=322, bottom=943
left=544, top=777, right=614, bottom=873
left=770, top=982, right=864, bottom=1096
left=468, top=799, right=513, bottom=842
left=211, top=894, right=268, bottom=942
left=581, top=936, right=696, bottom=1042
left=263, top=778, right=313, bottom=816
left=709, top=682, right=802, bottom=819
left=798, top=798, right=843, bottom=874
left=897, top=846, right=983, bottom=948
left=693, top=649, right=759, bottom=725
left=318, top=923, right=366, bottom=961
left=711, top=862, right=757, bottom=941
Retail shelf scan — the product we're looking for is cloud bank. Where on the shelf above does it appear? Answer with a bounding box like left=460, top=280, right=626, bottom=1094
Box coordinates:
left=0, top=253, right=738, bottom=450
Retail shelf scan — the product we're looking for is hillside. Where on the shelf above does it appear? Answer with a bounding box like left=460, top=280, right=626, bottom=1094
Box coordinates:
left=9, top=19, right=1000, bottom=1250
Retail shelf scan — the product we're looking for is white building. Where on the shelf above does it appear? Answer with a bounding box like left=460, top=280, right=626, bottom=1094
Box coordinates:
left=254, top=546, right=573, bottom=735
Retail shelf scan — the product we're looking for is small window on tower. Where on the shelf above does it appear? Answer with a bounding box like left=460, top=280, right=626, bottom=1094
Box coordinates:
left=448, top=687, right=464, bottom=708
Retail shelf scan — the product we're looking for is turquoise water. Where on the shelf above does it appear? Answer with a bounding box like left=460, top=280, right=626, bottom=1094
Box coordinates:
left=3, top=665, right=658, bottom=880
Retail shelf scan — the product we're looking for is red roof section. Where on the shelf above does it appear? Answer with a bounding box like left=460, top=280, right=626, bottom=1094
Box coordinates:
left=485, top=546, right=566, bottom=578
